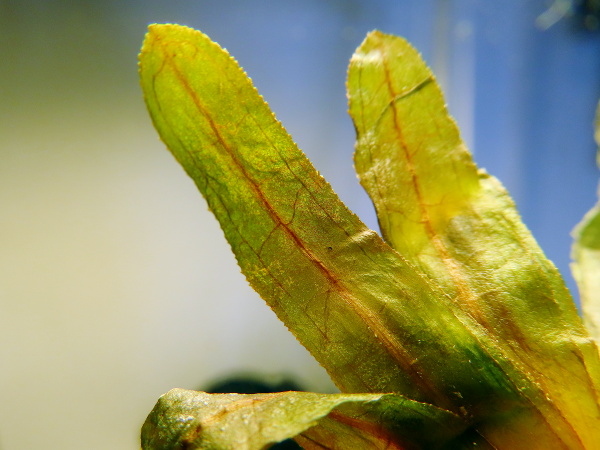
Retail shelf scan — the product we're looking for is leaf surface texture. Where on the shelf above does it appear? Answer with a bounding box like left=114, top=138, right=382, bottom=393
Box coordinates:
left=141, top=389, right=465, bottom=450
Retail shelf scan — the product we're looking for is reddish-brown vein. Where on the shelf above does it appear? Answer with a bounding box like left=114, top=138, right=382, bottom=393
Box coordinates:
left=380, top=57, right=476, bottom=315
left=327, top=410, right=404, bottom=449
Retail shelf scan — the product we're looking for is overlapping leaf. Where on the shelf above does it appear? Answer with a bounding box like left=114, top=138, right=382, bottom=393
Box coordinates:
left=139, top=25, right=600, bottom=448
left=348, top=31, right=600, bottom=447
left=141, top=389, right=466, bottom=450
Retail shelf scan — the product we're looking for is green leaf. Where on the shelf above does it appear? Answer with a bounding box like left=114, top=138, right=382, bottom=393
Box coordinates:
left=141, top=389, right=466, bottom=450
left=572, top=100, right=600, bottom=341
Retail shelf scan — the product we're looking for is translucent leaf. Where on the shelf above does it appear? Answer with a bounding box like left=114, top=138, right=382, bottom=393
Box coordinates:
left=141, top=389, right=465, bottom=450
left=139, top=24, right=518, bottom=409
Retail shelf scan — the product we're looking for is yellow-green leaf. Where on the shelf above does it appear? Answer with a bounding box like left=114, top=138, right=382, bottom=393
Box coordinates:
left=138, top=23, right=519, bottom=412
left=348, top=31, right=600, bottom=447
left=572, top=100, right=600, bottom=341
left=141, top=389, right=466, bottom=450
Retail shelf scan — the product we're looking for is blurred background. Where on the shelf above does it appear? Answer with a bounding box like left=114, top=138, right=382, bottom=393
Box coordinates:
left=1, top=1, right=599, bottom=449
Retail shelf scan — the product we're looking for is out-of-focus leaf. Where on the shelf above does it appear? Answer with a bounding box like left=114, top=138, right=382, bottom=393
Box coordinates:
left=141, top=389, right=466, bottom=450
left=348, top=31, right=600, bottom=447
left=572, top=100, right=600, bottom=341
left=573, top=204, right=600, bottom=341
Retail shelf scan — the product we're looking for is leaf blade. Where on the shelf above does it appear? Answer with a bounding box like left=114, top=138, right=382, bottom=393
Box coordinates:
left=348, top=30, right=600, bottom=447
left=138, top=24, right=522, bottom=412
